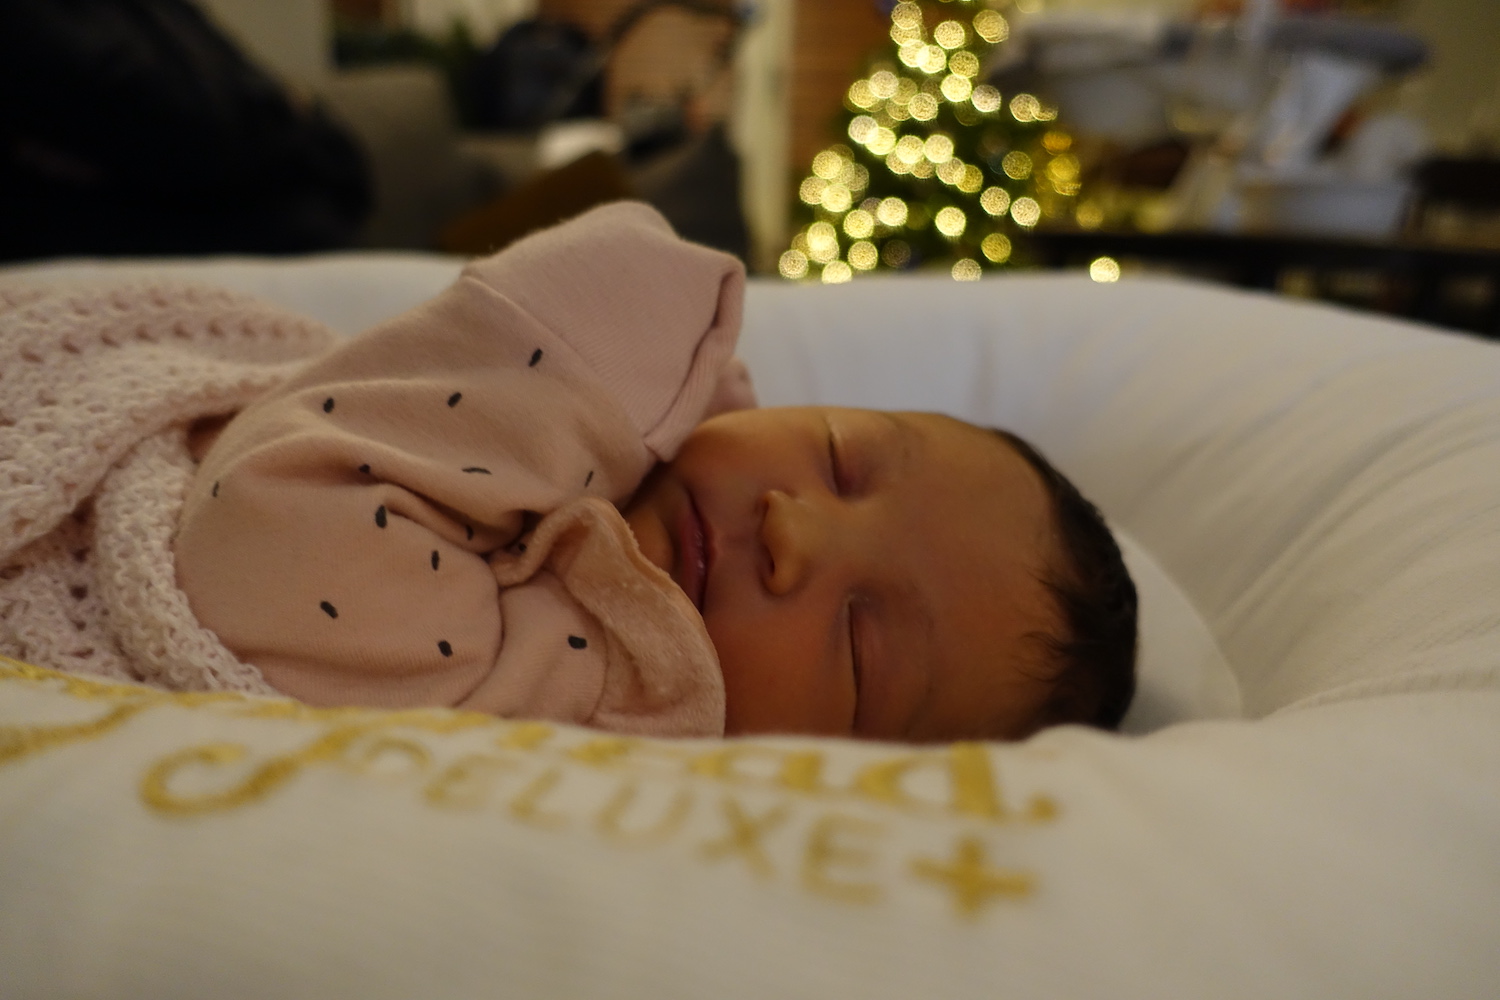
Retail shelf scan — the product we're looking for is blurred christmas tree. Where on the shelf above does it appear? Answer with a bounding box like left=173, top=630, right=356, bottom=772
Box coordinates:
left=780, top=0, right=1082, bottom=283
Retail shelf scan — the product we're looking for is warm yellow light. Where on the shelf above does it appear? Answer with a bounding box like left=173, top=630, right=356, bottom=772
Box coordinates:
left=1035, top=103, right=1059, bottom=122
left=951, top=258, right=983, bottom=281
left=812, top=150, right=845, bottom=180
left=844, top=209, right=875, bottom=239
left=848, top=80, right=878, bottom=111
left=841, top=161, right=870, bottom=191
left=807, top=221, right=838, bottom=255
left=971, top=85, right=1001, bottom=113
left=940, top=74, right=972, bottom=102
left=1045, top=153, right=1080, bottom=184
left=981, top=232, right=1012, bottom=263
left=799, top=177, right=827, bottom=205
left=894, top=77, right=919, bottom=103
left=877, top=197, right=909, bottom=227
left=891, top=2, right=923, bottom=29
left=882, top=240, right=912, bottom=268
left=911, top=159, right=935, bottom=178
left=948, top=51, right=980, bottom=78
left=924, top=133, right=955, bottom=163
left=934, top=20, right=967, bottom=49
left=821, top=261, right=853, bottom=284
left=898, top=40, right=926, bottom=68
left=848, top=241, right=879, bottom=270
left=1076, top=201, right=1105, bottom=229
left=895, top=134, right=925, bottom=164
left=973, top=9, right=1009, bottom=43
left=1042, top=130, right=1073, bottom=153
left=920, top=45, right=948, bottom=74
left=890, top=22, right=923, bottom=44
left=936, top=158, right=965, bottom=185
left=869, top=70, right=899, bottom=100
left=848, top=115, right=878, bottom=144
left=1002, top=150, right=1033, bottom=180
left=887, top=101, right=911, bottom=123
left=1010, top=93, right=1041, bottom=122
left=935, top=206, right=968, bottom=237
left=908, top=93, right=939, bottom=121
left=980, top=186, right=1012, bottom=216
left=779, top=249, right=809, bottom=280
left=867, top=127, right=897, bottom=155
left=958, top=163, right=984, bottom=193
left=821, top=182, right=852, bottom=213
left=1010, top=196, right=1041, bottom=227
left=1089, top=256, right=1121, bottom=283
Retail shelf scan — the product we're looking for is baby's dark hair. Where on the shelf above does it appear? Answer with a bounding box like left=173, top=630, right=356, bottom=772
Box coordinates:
left=995, top=429, right=1138, bottom=731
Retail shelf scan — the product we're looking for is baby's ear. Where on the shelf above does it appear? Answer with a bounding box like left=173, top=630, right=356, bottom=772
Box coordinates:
left=702, top=357, right=757, bottom=419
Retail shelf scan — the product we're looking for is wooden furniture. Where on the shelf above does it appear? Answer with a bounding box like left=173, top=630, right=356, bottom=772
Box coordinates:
left=1022, top=229, right=1500, bottom=337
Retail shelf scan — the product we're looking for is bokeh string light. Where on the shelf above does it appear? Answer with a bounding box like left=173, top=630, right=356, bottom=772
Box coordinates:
left=783, top=0, right=1082, bottom=282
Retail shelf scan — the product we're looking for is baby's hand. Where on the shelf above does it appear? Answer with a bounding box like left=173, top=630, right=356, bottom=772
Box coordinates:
left=703, top=357, right=756, bottom=419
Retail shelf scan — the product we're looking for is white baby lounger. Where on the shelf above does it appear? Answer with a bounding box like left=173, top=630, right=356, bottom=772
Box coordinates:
left=2, top=255, right=1497, bottom=999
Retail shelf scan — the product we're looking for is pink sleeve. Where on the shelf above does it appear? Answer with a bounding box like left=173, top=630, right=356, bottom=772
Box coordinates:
left=175, top=202, right=743, bottom=719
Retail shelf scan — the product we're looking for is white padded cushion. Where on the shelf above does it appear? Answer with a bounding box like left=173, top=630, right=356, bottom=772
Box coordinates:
left=1114, top=529, right=1239, bottom=732
left=3, top=257, right=1498, bottom=999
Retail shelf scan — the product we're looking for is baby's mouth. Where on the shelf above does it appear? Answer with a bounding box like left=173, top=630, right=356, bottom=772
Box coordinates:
left=676, top=490, right=711, bottom=612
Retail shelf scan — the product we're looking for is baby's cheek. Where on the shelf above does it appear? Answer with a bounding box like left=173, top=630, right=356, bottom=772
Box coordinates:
left=710, top=616, right=851, bottom=738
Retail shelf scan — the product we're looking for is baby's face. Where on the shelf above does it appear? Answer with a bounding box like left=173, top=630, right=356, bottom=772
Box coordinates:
left=623, top=407, right=1062, bottom=741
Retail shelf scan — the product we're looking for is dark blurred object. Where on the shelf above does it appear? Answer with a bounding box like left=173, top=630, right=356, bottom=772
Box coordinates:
left=469, top=2, right=741, bottom=146
left=469, top=19, right=604, bottom=129
left=1022, top=229, right=1500, bottom=337
left=1411, top=158, right=1500, bottom=215
left=438, top=150, right=632, bottom=255
left=633, top=123, right=747, bottom=258
left=1095, top=139, right=1192, bottom=191
left=437, top=0, right=748, bottom=261
left=0, top=0, right=372, bottom=262
left=436, top=123, right=747, bottom=261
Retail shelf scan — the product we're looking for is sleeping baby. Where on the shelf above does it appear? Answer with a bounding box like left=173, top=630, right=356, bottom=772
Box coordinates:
left=3, top=202, right=1136, bottom=740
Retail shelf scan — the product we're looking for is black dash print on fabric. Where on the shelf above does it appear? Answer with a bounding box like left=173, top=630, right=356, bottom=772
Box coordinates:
left=447, top=392, right=462, bottom=407
left=528, top=348, right=543, bottom=367
left=431, top=550, right=440, bottom=570
left=211, top=481, right=219, bottom=498
left=375, top=505, right=388, bottom=528
left=359, top=464, right=371, bottom=475
left=584, top=470, right=594, bottom=488
left=438, top=640, right=453, bottom=657
left=568, top=635, right=587, bottom=650
left=320, top=601, right=338, bottom=619
left=323, top=397, right=335, bottom=413
left=463, top=467, right=491, bottom=475
left=465, top=525, right=474, bottom=541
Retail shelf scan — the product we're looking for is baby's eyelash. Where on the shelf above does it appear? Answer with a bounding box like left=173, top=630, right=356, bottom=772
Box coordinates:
left=828, top=428, right=847, bottom=494
left=847, top=600, right=862, bottom=717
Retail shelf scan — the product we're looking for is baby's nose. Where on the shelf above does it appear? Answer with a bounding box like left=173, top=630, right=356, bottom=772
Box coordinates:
left=759, top=489, right=820, bottom=596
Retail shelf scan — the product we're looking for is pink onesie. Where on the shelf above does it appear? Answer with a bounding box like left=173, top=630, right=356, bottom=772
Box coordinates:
left=175, top=203, right=744, bottom=737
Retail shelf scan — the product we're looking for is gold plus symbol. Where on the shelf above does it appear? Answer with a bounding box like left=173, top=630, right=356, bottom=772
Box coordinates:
left=910, top=836, right=1033, bottom=918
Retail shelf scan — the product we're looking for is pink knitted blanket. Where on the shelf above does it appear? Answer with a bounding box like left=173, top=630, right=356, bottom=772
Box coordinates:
left=0, top=279, right=335, bottom=693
